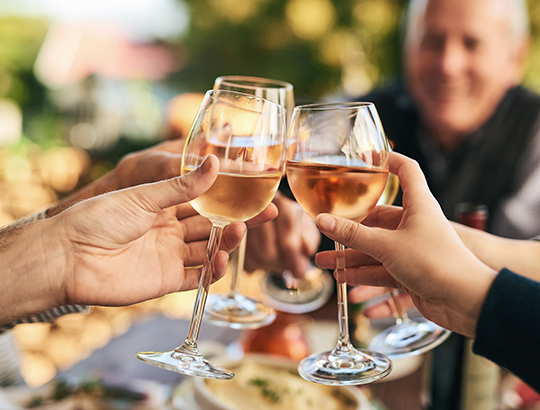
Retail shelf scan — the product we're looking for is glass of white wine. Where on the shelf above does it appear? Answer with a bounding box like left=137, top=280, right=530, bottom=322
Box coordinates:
left=367, top=173, right=451, bottom=359
left=208, top=75, right=333, bottom=323
left=286, top=102, right=392, bottom=385
left=202, top=75, right=293, bottom=329
left=136, top=89, right=286, bottom=379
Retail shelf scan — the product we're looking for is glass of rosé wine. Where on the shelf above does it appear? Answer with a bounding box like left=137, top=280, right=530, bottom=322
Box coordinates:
left=137, top=89, right=286, bottom=380
left=286, top=102, right=392, bottom=385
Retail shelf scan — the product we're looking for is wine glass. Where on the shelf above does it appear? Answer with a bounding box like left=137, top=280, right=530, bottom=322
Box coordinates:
left=207, top=75, right=332, bottom=324
left=367, top=173, right=452, bottom=359
left=137, top=89, right=286, bottom=379
left=286, top=102, right=392, bottom=385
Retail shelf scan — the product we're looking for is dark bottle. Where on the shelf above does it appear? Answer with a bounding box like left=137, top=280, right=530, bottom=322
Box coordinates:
left=428, top=203, right=499, bottom=410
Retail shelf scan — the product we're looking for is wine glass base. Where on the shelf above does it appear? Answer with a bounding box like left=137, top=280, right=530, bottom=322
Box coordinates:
left=203, top=293, right=276, bottom=329
left=136, top=349, right=234, bottom=380
left=298, top=348, right=392, bottom=386
left=260, top=268, right=334, bottom=314
left=368, top=317, right=452, bottom=360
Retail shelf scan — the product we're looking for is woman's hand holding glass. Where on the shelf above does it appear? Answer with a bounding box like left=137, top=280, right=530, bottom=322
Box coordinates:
left=315, top=152, right=498, bottom=340
left=285, top=102, right=392, bottom=385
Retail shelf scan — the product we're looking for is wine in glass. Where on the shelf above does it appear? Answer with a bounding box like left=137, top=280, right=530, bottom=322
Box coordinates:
left=202, top=75, right=292, bottom=329
left=367, top=173, right=452, bottom=359
left=207, top=75, right=332, bottom=324
left=137, top=89, right=285, bottom=379
left=286, top=102, right=392, bottom=385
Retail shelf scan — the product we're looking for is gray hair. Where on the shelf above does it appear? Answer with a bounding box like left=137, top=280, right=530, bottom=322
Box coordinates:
left=405, top=0, right=530, bottom=45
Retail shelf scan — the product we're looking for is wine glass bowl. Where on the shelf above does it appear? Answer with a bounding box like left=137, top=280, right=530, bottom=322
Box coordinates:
left=137, top=89, right=285, bottom=379
left=286, top=102, right=392, bottom=385
left=200, top=76, right=295, bottom=329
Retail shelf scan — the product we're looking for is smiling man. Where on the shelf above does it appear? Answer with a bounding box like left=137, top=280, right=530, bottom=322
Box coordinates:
left=352, top=1, right=539, bottom=408
left=361, top=0, right=540, bottom=240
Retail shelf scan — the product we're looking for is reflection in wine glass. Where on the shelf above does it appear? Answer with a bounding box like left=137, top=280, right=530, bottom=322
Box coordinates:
left=136, top=89, right=285, bottom=379
left=367, top=173, right=451, bottom=359
left=286, top=102, right=392, bottom=385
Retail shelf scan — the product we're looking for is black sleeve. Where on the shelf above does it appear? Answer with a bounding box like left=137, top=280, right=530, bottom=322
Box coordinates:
left=473, top=268, right=540, bottom=392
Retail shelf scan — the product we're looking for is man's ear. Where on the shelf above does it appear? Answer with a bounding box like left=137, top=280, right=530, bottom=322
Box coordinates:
left=510, top=35, right=530, bottom=86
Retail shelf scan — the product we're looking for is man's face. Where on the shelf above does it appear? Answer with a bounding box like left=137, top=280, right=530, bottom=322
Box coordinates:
left=405, top=0, right=524, bottom=139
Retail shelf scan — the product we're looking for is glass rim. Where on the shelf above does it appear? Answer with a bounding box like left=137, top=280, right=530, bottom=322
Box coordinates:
left=294, top=102, right=375, bottom=111
left=205, top=89, right=285, bottom=115
left=214, top=75, right=294, bottom=91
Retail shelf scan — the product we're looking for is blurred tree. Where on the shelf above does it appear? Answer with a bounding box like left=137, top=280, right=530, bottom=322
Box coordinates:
left=0, top=17, right=48, bottom=108
left=172, top=0, right=540, bottom=101
left=171, top=0, right=407, bottom=102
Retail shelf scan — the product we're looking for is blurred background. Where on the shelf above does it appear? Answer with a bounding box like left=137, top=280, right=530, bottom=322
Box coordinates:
left=1, top=0, right=540, bottom=387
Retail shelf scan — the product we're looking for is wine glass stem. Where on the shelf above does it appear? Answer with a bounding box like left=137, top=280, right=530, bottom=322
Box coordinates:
left=228, top=233, right=247, bottom=297
left=335, top=242, right=353, bottom=350
left=388, top=289, right=411, bottom=325
left=185, top=224, right=225, bottom=346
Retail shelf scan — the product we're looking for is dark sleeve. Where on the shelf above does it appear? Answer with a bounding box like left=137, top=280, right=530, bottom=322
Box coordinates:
left=0, top=305, right=90, bottom=335
left=473, top=268, right=540, bottom=392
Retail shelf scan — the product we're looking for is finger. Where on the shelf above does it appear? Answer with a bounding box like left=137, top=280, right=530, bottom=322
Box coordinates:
left=154, top=138, right=186, bottom=154
left=389, top=152, right=440, bottom=213
left=221, top=222, right=247, bottom=253
left=121, top=154, right=219, bottom=214
left=183, top=240, right=212, bottom=268
left=244, top=222, right=279, bottom=273
left=363, top=292, right=415, bottom=319
left=315, top=213, right=386, bottom=261
left=180, top=215, right=212, bottom=243
left=362, top=205, right=403, bottom=230
left=348, top=285, right=390, bottom=303
left=363, top=302, right=394, bottom=319
left=341, top=265, right=397, bottom=287
left=182, top=250, right=230, bottom=290
left=245, top=203, right=278, bottom=227
left=175, top=202, right=199, bottom=220
left=315, top=249, right=379, bottom=270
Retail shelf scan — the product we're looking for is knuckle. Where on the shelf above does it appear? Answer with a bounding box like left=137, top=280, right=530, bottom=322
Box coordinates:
left=341, top=221, right=361, bottom=244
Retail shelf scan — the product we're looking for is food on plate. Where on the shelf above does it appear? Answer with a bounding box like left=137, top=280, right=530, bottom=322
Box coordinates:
left=205, top=360, right=357, bottom=410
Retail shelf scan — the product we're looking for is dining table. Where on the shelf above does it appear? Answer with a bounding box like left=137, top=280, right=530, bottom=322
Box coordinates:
left=50, top=292, right=427, bottom=410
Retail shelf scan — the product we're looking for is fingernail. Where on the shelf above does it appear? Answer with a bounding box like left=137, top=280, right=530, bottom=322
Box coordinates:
left=316, top=214, right=335, bottom=233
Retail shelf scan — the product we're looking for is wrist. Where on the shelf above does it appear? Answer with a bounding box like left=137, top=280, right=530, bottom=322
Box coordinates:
left=447, top=260, right=497, bottom=338
left=0, top=219, right=67, bottom=325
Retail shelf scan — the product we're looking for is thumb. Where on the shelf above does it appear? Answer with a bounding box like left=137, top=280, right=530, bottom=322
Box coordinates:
left=316, top=213, right=384, bottom=260
left=121, top=154, right=219, bottom=214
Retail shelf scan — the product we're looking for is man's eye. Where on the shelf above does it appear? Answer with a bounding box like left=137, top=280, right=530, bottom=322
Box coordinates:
left=463, top=38, right=480, bottom=51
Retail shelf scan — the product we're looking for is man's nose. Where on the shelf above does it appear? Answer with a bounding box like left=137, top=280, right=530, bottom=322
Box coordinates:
left=437, top=41, right=467, bottom=77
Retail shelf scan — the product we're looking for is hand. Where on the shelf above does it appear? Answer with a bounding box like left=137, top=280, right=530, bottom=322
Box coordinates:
left=348, top=286, right=416, bottom=319
left=48, top=155, right=274, bottom=307
left=244, top=192, right=320, bottom=278
left=49, top=139, right=187, bottom=216
left=314, top=152, right=497, bottom=338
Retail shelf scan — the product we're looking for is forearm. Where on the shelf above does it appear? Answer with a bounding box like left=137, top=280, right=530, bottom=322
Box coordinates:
left=0, top=220, right=66, bottom=326
left=452, top=222, right=540, bottom=281
left=445, top=258, right=497, bottom=339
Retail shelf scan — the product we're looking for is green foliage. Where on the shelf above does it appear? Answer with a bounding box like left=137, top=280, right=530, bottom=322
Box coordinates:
left=170, top=0, right=407, bottom=101
left=0, top=16, right=49, bottom=108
